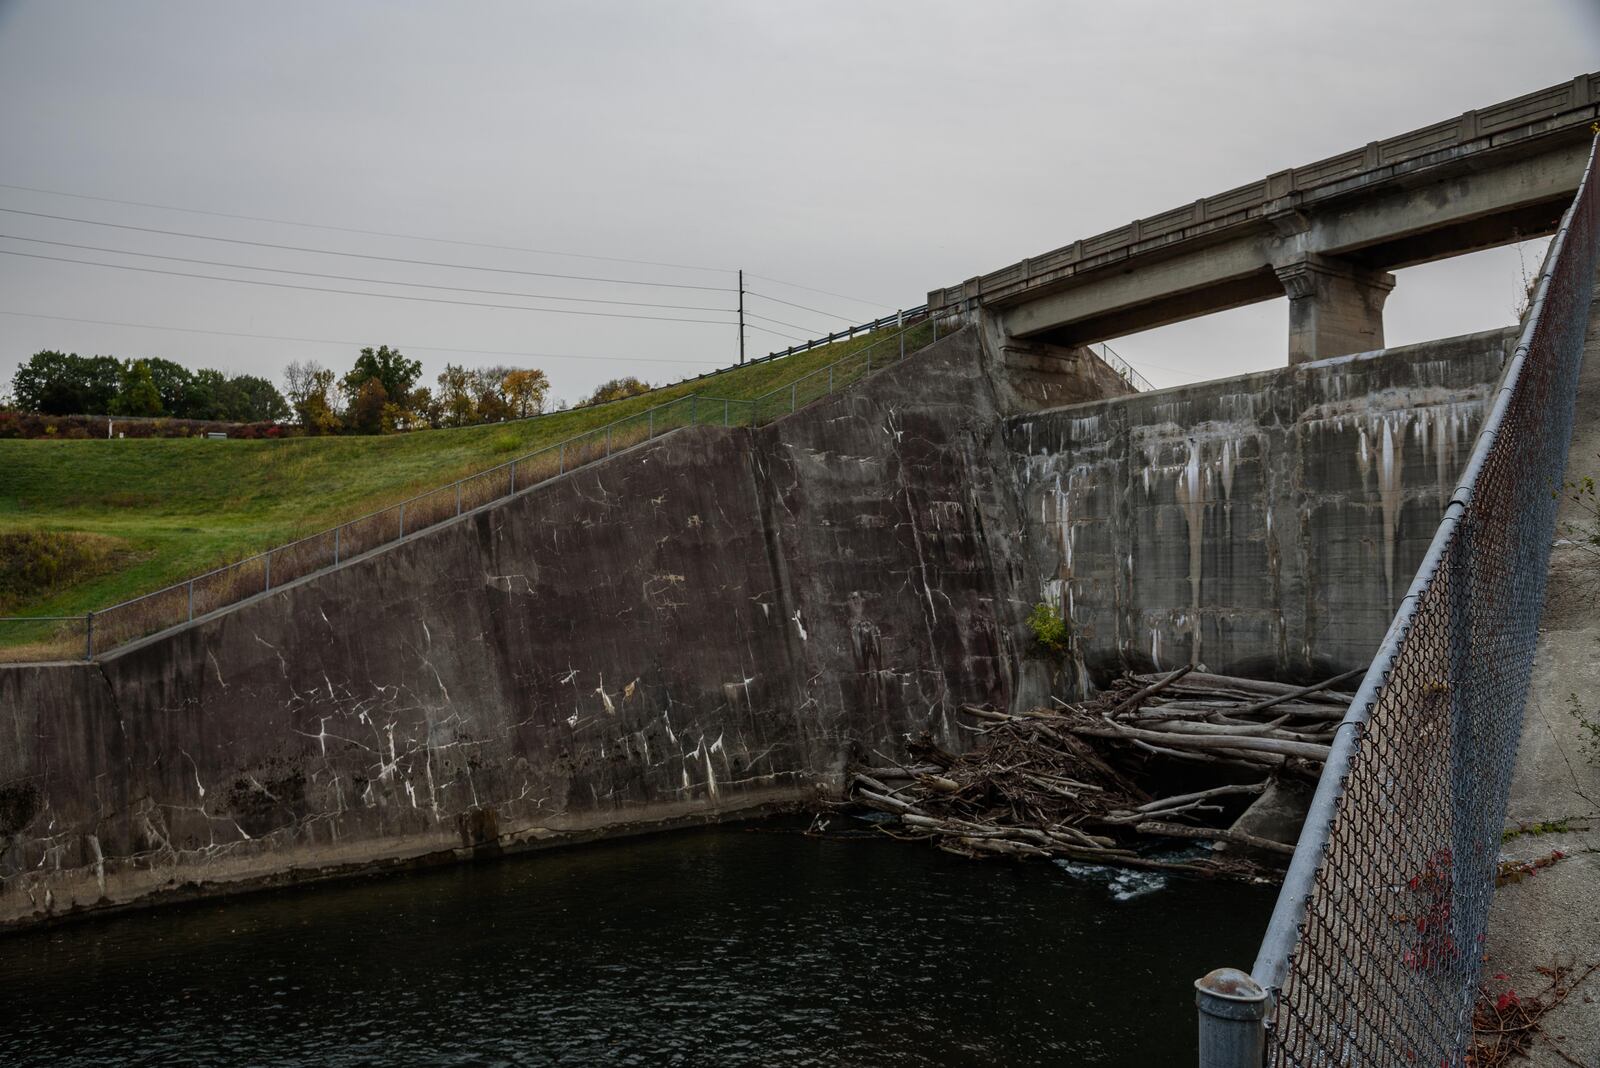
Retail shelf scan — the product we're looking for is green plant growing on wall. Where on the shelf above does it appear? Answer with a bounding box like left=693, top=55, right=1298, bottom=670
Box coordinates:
left=1027, top=601, right=1070, bottom=657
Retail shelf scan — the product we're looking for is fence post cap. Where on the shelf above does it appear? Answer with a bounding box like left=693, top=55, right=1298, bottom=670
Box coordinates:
left=1195, top=969, right=1267, bottom=1015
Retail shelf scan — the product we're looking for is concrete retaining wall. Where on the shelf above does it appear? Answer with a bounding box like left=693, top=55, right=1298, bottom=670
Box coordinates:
left=0, top=328, right=1028, bottom=928
left=1009, top=327, right=1514, bottom=688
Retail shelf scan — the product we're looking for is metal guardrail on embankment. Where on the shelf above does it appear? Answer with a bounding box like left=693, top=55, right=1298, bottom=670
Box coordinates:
left=1196, top=133, right=1600, bottom=1066
left=0, top=318, right=945, bottom=664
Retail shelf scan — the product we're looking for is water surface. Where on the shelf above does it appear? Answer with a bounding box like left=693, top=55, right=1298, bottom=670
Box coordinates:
left=0, top=822, right=1272, bottom=1065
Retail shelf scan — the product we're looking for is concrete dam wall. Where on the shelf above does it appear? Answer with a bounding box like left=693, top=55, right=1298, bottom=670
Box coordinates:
left=0, top=328, right=1031, bottom=928
left=1010, top=327, right=1514, bottom=690
left=0, top=325, right=1510, bottom=927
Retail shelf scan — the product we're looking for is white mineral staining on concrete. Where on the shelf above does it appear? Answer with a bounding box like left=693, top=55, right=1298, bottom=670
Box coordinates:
left=1377, top=416, right=1402, bottom=604
left=594, top=676, right=616, bottom=715
left=791, top=611, right=807, bottom=641
left=1173, top=438, right=1206, bottom=665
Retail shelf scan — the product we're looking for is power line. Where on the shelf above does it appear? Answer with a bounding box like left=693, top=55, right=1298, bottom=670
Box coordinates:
left=0, top=206, right=733, bottom=293
left=0, top=310, right=728, bottom=365
left=743, top=271, right=894, bottom=311
left=0, top=234, right=730, bottom=313
left=742, top=323, right=808, bottom=342
left=744, top=311, right=821, bottom=334
left=0, top=249, right=735, bottom=325
left=0, top=180, right=733, bottom=275
left=744, top=289, right=858, bottom=323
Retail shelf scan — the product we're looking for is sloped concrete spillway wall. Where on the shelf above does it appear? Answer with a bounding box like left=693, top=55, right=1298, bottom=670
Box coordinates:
left=0, top=325, right=1511, bottom=927
left=1009, top=327, right=1514, bottom=691
left=0, top=328, right=1032, bottom=928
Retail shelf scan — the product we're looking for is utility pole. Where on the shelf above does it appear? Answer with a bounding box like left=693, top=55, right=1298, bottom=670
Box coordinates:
left=738, top=269, right=746, bottom=365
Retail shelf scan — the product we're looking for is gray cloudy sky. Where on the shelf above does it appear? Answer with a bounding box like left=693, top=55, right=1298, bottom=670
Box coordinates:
left=0, top=0, right=1596, bottom=401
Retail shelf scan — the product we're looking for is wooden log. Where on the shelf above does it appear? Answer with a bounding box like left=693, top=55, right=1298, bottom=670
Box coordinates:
left=850, top=764, right=941, bottom=780
left=1139, top=716, right=1295, bottom=738
left=1229, top=666, right=1366, bottom=715
left=1133, top=780, right=1270, bottom=813
left=1134, top=819, right=1296, bottom=857
left=1071, top=723, right=1332, bottom=762
left=855, top=787, right=919, bottom=814
left=1129, top=670, right=1354, bottom=706
left=1106, top=664, right=1194, bottom=717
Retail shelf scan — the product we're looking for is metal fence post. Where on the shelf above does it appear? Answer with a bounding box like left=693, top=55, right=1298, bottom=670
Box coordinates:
left=334, top=526, right=341, bottom=565
left=1195, top=970, right=1267, bottom=1068
left=649, top=409, right=655, bottom=438
left=828, top=366, right=833, bottom=393
left=690, top=396, right=697, bottom=425
left=560, top=442, right=566, bottom=473
left=867, top=350, right=872, bottom=376
left=900, top=332, right=906, bottom=361
left=510, top=460, right=517, bottom=494
left=399, top=504, right=406, bottom=539
left=84, top=612, right=94, bottom=660
left=264, top=552, right=272, bottom=591
left=456, top=482, right=462, bottom=516
left=724, top=398, right=729, bottom=426
left=790, top=382, right=797, bottom=413
left=606, top=425, right=612, bottom=456
left=187, top=580, right=195, bottom=622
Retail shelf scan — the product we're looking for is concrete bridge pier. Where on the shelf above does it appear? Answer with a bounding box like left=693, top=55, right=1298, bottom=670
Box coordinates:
left=1273, top=253, right=1396, bottom=364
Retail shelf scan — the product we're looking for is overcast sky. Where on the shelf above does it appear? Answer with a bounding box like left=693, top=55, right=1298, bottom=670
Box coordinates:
left=0, top=1, right=1596, bottom=402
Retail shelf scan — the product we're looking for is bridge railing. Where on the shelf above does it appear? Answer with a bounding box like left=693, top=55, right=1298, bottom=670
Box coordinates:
left=1197, top=133, right=1600, bottom=1067
left=934, top=73, right=1599, bottom=314
left=0, top=318, right=942, bottom=663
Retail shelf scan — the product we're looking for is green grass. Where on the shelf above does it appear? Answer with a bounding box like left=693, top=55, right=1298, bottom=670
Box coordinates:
left=0, top=323, right=936, bottom=629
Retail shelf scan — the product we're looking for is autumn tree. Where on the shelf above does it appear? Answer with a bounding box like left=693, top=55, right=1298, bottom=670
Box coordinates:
left=501, top=368, right=551, bottom=418
left=348, top=378, right=390, bottom=435
left=582, top=376, right=651, bottom=406
left=435, top=364, right=476, bottom=428
left=284, top=359, right=342, bottom=434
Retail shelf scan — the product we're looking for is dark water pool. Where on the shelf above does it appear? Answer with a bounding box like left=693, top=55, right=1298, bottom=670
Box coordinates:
left=0, top=822, right=1273, bottom=1065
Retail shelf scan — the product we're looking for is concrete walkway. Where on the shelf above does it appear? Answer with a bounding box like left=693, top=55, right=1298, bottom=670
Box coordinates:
left=1481, top=270, right=1600, bottom=1066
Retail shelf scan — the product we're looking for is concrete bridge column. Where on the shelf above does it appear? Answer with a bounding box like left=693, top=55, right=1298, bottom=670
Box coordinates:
left=1273, top=253, right=1396, bottom=364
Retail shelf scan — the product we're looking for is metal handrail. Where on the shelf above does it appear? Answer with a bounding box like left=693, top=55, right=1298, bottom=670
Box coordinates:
left=1087, top=341, right=1156, bottom=393
left=1, top=317, right=944, bottom=660
left=758, top=305, right=930, bottom=363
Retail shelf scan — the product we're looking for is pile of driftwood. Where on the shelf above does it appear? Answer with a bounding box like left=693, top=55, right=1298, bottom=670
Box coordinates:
left=847, top=664, right=1360, bottom=880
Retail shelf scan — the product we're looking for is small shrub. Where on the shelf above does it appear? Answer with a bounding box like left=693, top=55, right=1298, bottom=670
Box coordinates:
left=491, top=430, right=521, bottom=455
left=1027, top=601, right=1069, bottom=656
left=0, top=532, right=132, bottom=612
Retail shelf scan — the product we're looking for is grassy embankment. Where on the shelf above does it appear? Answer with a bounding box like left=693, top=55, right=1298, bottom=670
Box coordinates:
left=0, top=322, right=935, bottom=629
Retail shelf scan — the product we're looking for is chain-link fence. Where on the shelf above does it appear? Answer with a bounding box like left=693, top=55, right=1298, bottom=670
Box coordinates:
left=1200, top=134, right=1600, bottom=1066
left=0, top=318, right=944, bottom=663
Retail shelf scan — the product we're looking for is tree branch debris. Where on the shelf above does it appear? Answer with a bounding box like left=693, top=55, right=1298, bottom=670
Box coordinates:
left=845, top=665, right=1361, bottom=881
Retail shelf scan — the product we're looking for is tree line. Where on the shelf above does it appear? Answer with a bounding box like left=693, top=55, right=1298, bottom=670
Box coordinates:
left=6, top=346, right=657, bottom=435
left=11, top=352, right=288, bottom=422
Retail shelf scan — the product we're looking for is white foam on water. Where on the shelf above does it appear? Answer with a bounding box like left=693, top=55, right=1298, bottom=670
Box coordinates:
left=1052, top=859, right=1168, bottom=901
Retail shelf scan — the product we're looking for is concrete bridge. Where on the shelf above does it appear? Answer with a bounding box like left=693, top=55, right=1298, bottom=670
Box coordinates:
left=930, top=73, right=1600, bottom=364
